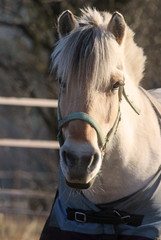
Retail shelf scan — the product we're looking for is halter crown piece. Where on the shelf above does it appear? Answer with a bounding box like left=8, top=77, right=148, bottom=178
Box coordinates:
left=57, top=82, right=140, bottom=158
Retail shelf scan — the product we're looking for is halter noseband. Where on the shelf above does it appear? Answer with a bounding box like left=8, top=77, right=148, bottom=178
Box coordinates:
left=57, top=84, right=140, bottom=154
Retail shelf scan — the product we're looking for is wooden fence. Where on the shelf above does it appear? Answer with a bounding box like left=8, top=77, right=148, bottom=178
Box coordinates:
left=0, top=96, right=59, bottom=216
left=0, top=96, right=59, bottom=149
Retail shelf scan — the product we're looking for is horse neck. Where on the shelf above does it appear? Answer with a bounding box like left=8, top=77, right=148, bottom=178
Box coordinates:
left=83, top=83, right=161, bottom=204
left=118, top=85, right=161, bottom=168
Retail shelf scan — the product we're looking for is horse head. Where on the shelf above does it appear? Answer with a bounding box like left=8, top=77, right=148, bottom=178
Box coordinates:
left=52, top=9, right=140, bottom=189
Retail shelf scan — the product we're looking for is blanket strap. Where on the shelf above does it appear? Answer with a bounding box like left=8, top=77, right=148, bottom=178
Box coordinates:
left=66, top=207, right=143, bottom=227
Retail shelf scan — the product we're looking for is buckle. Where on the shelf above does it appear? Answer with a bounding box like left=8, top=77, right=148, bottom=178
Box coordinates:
left=114, top=210, right=130, bottom=225
left=75, top=211, right=86, bottom=223
left=120, top=215, right=131, bottom=224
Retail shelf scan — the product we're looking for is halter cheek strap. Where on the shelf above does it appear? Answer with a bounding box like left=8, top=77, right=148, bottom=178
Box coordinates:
left=57, top=85, right=140, bottom=154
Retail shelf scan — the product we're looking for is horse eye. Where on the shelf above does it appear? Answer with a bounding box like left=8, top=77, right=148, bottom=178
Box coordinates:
left=56, top=78, right=66, bottom=89
left=112, top=81, right=121, bottom=90
left=61, top=82, right=66, bottom=89
left=57, top=77, right=62, bottom=84
left=112, top=80, right=124, bottom=91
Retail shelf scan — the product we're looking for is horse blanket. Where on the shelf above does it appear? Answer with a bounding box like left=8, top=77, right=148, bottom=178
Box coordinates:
left=40, top=167, right=161, bottom=240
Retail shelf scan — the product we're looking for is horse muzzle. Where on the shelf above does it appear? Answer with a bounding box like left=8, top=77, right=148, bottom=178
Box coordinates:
left=60, top=144, right=101, bottom=189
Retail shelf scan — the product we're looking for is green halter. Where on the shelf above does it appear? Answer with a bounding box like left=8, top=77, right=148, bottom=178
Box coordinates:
left=57, top=85, right=140, bottom=153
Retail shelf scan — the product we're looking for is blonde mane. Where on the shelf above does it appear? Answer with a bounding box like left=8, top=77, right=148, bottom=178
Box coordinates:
left=52, top=8, right=146, bottom=90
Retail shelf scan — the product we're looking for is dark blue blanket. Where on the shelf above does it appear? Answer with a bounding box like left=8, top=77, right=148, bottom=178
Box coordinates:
left=40, top=167, right=161, bottom=240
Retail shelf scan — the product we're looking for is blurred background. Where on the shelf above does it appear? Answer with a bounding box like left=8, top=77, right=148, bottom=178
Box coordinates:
left=0, top=0, right=160, bottom=239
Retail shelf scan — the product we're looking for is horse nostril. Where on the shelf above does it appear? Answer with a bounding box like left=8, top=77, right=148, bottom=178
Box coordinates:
left=62, top=150, right=77, bottom=167
left=61, top=148, right=100, bottom=171
left=88, top=152, right=99, bottom=170
left=93, top=153, right=99, bottom=165
left=62, top=150, right=67, bottom=165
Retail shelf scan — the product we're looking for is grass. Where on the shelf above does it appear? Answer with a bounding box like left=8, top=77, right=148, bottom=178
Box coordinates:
left=0, top=213, right=46, bottom=240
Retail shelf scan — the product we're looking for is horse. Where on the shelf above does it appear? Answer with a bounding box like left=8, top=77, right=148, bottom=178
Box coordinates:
left=40, top=8, right=161, bottom=240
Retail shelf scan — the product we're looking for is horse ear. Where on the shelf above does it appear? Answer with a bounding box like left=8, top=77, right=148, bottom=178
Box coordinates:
left=58, top=10, right=78, bottom=38
left=108, top=12, right=125, bottom=45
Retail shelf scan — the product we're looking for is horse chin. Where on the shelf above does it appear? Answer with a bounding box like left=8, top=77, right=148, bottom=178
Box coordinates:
left=66, top=178, right=95, bottom=189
